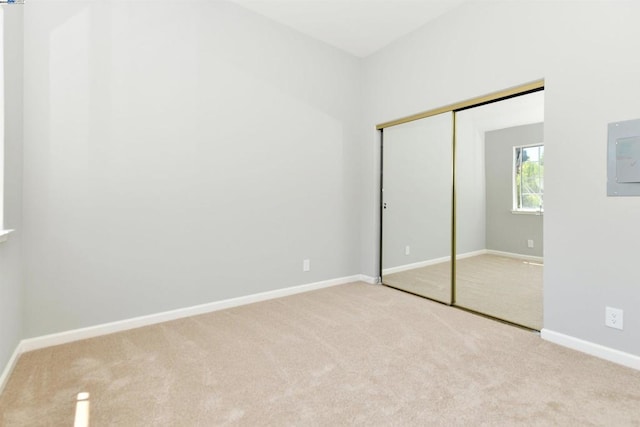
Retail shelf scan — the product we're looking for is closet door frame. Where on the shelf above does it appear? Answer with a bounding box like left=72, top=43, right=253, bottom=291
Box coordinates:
left=378, top=79, right=545, bottom=306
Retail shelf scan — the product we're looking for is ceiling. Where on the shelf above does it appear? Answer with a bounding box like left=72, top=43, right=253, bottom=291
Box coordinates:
left=229, top=0, right=468, bottom=58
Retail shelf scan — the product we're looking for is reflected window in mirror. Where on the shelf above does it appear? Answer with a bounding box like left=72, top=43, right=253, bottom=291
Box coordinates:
left=513, top=144, right=544, bottom=213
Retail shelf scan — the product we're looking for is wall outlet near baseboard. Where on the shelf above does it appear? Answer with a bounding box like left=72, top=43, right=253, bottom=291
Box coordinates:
left=303, top=259, right=310, bottom=272
left=527, top=239, right=534, bottom=248
left=405, top=245, right=410, bottom=255
left=605, top=306, right=623, bottom=330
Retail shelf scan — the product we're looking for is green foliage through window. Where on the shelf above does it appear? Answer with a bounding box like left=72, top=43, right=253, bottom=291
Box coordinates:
left=514, top=144, right=544, bottom=211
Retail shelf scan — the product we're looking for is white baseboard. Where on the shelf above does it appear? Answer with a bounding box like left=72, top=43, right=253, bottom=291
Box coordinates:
left=486, top=249, right=543, bottom=263
left=383, top=256, right=449, bottom=275
left=19, top=275, right=372, bottom=353
left=541, top=329, right=640, bottom=371
left=0, top=343, right=22, bottom=396
left=356, top=274, right=378, bottom=284
left=5, top=281, right=637, bottom=395
left=382, top=249, right=489, bottom=275
left=456, top=249, right=488, bottom=260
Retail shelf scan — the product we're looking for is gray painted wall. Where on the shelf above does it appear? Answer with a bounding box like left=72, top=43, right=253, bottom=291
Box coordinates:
left=0, top=6, right=23, bottom=375
left=22, top=1, right=363, bottom=337
left=485, top=123, right=543, bottom=257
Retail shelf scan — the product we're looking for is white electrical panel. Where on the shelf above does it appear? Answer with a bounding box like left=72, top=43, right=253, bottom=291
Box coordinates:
left=608, top=119, right=640, bottom=196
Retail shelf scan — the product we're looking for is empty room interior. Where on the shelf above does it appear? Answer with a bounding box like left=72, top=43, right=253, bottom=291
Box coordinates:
left=1, top=0, right=640, bottom=424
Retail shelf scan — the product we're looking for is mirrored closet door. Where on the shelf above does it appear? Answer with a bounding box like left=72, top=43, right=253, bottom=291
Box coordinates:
left=379, top=81, right=545, bottom=330
left=381, top=112, right=453, bottom=304
left=455, top=91, right=544, bottom=330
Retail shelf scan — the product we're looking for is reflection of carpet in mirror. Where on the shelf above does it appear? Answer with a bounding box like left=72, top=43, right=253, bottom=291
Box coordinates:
left=383, top=260, right=452, bottom=305
left=456, top=254, right=542, bottom=330
left=383, top=254, right=542, bottom=330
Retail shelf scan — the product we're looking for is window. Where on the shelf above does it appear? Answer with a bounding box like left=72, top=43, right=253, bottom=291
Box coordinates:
left=0, top=7, right=10, bottom=244
left=0, top=7, right=4, bottom=232
left=513, top=144, right=544, bottom=212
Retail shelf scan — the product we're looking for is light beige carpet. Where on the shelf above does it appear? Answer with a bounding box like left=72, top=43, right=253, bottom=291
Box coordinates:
left=1, top=283, right=639, bottom=426
left=456, top=254, right=542, bottom=330
left=383, top=261, right=452, bottom=304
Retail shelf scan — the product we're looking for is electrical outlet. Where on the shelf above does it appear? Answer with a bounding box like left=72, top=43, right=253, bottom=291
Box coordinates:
left=605, top=306, right=623, bottom=330
left=527, top=239, right=534, bottom=248
left=303, top=259, right=310, bottom=272
left=405, top=245, right=410, bottom=255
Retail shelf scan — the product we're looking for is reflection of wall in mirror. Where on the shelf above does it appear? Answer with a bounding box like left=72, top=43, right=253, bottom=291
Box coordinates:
left=455, top=119, right=487, bottom=256
left=485, top=123, right=544, bottom=258
left=382, top=113, right=453, bottom=271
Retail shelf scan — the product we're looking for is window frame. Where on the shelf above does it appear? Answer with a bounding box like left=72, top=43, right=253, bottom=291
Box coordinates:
left=0, top=6, right=5, bottom=233
left=512, top=142, right=544, bottom=214
left=0, top=7, right=10, bottom=243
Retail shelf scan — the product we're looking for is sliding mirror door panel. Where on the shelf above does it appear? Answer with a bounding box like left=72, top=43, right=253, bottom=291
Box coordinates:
left=454, top=91, right=544, bottom=329
left=382, top=112, right=453, bottom=304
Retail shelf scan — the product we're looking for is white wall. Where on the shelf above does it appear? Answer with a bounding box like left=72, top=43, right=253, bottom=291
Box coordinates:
left=0, top=5, right=24, bottom=372
left=22, top=0, right=363, bottom=337
left=363, top=1, right=640, bottom=355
